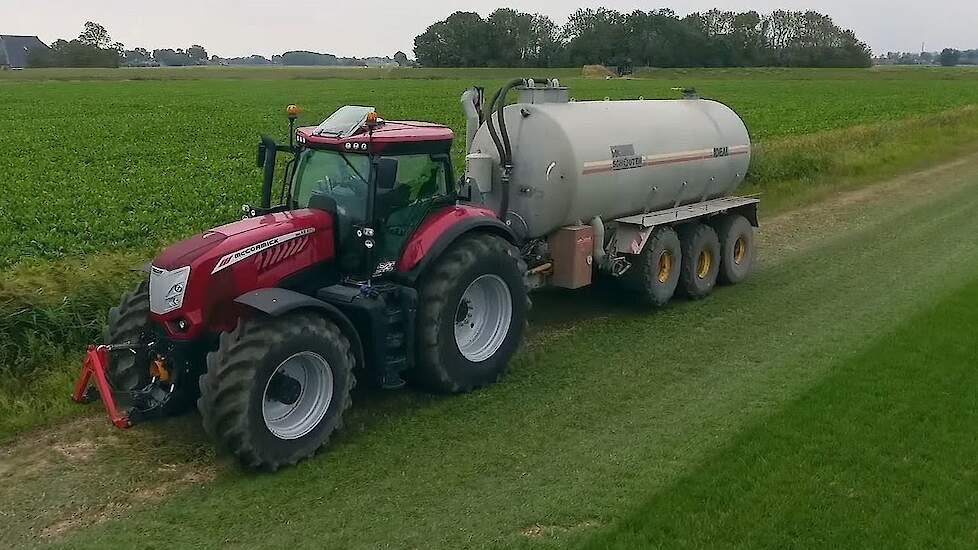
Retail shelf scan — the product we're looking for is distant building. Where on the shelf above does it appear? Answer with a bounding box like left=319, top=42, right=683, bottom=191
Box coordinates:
left=0, top=35, right=49, bottom=69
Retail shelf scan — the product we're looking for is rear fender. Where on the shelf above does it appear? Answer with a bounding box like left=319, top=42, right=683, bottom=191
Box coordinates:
left=234, top=287, right=365, bottom=370
left=398, top=214, right=518, bottom=284
left=733, top=202, right=759, bottom=227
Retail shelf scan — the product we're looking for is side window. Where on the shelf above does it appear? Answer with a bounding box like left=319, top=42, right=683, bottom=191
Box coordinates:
left=391, top=155, right=446, bottom=202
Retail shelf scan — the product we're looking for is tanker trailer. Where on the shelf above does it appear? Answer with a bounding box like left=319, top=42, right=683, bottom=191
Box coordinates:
left=461, top=79, right=758, bottom=304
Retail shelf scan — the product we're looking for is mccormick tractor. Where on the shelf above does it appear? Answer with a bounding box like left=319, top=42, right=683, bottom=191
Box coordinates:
left=75, top=78, right=758, bottom=470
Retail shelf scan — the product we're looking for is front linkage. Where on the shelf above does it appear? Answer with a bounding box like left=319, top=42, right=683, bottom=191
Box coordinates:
left=72, top=341, right=181, bottom=428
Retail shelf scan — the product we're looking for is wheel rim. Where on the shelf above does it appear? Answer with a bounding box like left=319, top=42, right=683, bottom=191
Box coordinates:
left=696, top=249, right=713, bottom=279
left=262, top=351, right=333, bottom=440
left=733, top=236, right=747, bottom=265
left=454, top=274, right=513, bottom=362
left=657, top=250, right=674, bottom=283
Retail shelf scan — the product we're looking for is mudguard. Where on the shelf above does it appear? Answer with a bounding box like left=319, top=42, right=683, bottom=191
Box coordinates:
left=234, top=287, right=365, bottom=370
left=397, top=207, right=518, bottom=283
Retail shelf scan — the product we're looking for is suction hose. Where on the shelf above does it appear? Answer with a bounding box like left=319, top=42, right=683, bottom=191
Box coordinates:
left=485, top=77, right=551, bottom=222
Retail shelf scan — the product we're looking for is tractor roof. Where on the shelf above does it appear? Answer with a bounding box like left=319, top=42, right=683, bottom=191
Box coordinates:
left=296, top=121, right=454, bottom=155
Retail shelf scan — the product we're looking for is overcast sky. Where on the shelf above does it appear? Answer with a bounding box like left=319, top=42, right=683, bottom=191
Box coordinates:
left=1, top=0, right=972, bottom=58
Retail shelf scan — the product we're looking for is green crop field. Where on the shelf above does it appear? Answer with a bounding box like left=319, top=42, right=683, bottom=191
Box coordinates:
left=3, top=67, right=978, bottom=264
left=3, top=66, right=978, bottom=549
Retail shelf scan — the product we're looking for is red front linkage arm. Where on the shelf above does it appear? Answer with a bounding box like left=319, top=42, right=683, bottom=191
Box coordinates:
left=72, top=345, right=132, bottom=429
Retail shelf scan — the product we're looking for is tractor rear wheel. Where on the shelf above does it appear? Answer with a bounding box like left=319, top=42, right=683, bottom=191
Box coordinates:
left=104, top=281, right=151, bottom=391
left=412, top=233, right=529, bottom=393
left=678, top=223, right=721, bottom=299
left=623, top=226, right=682, bottom=307
left=198, top=311, right=355, bottom=471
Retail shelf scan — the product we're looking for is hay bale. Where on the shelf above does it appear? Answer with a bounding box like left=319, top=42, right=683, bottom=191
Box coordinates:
left=582, top=65, right=615, bottom=79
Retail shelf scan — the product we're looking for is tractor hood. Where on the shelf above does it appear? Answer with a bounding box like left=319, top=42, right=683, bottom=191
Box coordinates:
left=149, top=208, right=336, bottom=340
left=153, top=211, right=328, bottom=271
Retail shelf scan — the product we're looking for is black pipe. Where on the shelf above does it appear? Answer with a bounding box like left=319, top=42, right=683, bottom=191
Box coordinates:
left=483, top=85, right=506, bottom=167
left=485, top=77, right=555, bottom=221
left=260, top=134, right=277, bottom=209
left=491, top=79, right=526, bottom=222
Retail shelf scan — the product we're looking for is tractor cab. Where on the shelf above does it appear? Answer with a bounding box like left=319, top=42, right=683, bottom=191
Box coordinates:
left=265, top=106, right=456, bottom=279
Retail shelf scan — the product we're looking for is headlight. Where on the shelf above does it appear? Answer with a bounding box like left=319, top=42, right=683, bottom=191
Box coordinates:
left=149, top=265, right=191, bottom=315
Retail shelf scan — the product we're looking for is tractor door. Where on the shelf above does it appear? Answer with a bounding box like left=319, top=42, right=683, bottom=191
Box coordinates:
left=373, top=153, right=451, bottom=273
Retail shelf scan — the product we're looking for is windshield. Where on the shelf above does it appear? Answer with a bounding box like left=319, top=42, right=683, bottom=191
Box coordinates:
left=292, top=149, right=369, bottom=223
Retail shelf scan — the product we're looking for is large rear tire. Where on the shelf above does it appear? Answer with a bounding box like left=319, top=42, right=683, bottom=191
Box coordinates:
left=678, top=223, right=721, bottom=299
left=198, top=311, right=355, bottom=471
left=413, top=233, right=529, bottom=393
left=712, top=214, right=755, bottom=285
left=623, top=226, right=682, bottom=307
left=104, top=281, right=151, bottom=391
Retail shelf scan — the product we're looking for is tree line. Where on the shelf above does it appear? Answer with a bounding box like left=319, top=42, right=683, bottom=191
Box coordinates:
left=876, top=49, right=978, bottom=67
left=414, top=8, right=873, bottom=68
left=25, top=22, right=413, bottom=68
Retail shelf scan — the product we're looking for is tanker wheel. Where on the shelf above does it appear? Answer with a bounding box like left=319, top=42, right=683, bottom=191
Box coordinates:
left=413, top=233, right=529, bottom=393
left=104, top=280, right=152, bottom=391
left=198, top=311, right=355, bottom=471
left=712, top=214, right=755, bottom=285
left=678, top=223, right=721, bottom=299
left=624, top=226, right=682, bottom=307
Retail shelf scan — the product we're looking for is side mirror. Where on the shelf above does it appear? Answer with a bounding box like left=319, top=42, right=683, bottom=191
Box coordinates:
left=308, top=192, right=337, bottom=214
left=256, top=142, right=266, bottom=168
left=375, top=157, right=398, bottom=191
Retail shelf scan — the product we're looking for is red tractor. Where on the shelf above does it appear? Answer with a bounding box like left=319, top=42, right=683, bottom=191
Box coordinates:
left=76, top=79, right=756, bottom=470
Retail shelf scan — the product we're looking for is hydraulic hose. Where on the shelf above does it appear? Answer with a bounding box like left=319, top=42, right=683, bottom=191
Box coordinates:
left=486, top=77, right=555, bottom=221
left=488, top=78, right=526, bottom=222
left=484, top=85, right=506, bottom=168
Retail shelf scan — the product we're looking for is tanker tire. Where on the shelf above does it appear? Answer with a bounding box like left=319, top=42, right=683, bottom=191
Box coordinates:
left=712, top=214, right=754, bottom=285
left=413, top=233, right=529, bottom=394
left=104, top=281, right=151, bottom=392
left=678, top=223, right=721, bottom=299
left=197, top=312, right=355, bottom=471
left=624, top=226, right=682, bottom=307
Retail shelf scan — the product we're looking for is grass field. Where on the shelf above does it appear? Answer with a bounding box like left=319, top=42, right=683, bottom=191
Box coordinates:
left=4, top=68, right=978, bottom=264
left=2, top=66, right=978, bottom=548
left=4, top=146, right=978, bottom=549
left=576, top=276, right=978, bottom=550
left=6, top=66, right=978, bottom=437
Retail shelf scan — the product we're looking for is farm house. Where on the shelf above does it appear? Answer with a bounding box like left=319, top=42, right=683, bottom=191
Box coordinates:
left=0, top=35, right=48, bottom=69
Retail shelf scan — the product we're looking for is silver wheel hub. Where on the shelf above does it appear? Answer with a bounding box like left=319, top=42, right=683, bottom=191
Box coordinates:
left=454, top=274, right=513, bottom=362
left=262, top=351, right=333, bottom=440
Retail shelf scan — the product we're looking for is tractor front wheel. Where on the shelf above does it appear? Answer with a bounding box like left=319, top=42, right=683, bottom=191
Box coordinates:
left=198, top=312, right=355, bottom=471
left=104, top=281, right=152, bottom=391
left=413, top=233, right=529, bottom=393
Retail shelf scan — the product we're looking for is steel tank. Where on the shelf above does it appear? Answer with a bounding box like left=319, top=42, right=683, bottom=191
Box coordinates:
left=467, top=97, right=751, bottom=239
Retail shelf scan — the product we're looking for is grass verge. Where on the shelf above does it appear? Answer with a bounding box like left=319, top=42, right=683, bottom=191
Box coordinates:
left=747, top=105, right=978, bottom=211
left=576, top=272, right=978, bottom=549
left=0, top=253, right=143, bottom=439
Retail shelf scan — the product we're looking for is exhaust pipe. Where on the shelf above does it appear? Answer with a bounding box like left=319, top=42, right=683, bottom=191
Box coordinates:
left=460, top=87, right=484, bottom=154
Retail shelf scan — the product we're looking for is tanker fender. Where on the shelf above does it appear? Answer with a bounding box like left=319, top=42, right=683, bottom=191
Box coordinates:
left=396, top=205, right=518, bottom=285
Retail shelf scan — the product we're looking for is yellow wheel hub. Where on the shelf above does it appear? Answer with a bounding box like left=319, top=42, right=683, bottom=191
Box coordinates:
left=696, top=249, right=713, bottom=279
left=733, top=236, right=747, bottom=265
left=657, top=251, right=674, bottom=284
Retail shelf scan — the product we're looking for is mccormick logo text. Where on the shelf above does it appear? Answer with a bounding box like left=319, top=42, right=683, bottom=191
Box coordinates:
left=211, top=227, right=316, bottom=274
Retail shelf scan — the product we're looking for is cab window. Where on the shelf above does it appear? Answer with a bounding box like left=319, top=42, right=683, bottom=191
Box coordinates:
left=389, top=154, right=447, bottom=202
